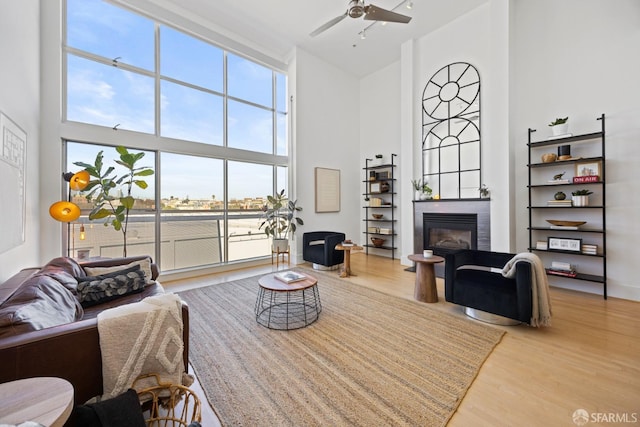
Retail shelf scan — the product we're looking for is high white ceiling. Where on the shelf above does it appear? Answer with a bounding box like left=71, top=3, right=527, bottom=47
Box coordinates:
left=153, top=0, right=488, bottom=77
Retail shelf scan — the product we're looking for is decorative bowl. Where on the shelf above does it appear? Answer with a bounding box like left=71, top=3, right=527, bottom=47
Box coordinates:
left=546, top=220, right=586, bottom=227
left=372, top=214, right=384, bottom=219
left=370, top=237, right=386, bottom=247
left=541, top=153, right=557, bottom=163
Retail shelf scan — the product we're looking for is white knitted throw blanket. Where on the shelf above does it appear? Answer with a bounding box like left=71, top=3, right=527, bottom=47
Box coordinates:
left=95, top=293, right=193, bottom=402
left=501, top=252, right=552, bottom=327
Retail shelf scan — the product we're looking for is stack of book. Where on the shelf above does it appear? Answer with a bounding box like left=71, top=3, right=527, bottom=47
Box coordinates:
left=547, top=199, right=572, bottom=207
left=536, top=240, right=548, bottom=250
left=581, top=244, right=598, bottom=255
left=546, top=261, right=577, bottom=278
left=548, top=179, right=570, bottom=184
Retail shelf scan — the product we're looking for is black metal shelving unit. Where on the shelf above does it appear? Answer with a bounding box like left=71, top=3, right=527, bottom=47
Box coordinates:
left=527, top=114, right=607, bottom=299
left=363, top=154, right=397, bottom=259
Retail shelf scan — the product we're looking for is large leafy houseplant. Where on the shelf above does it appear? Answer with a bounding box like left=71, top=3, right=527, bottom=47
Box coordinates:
left=74, top=146, right=154, bottom=257
left=259, top=189, right=303, bottom=250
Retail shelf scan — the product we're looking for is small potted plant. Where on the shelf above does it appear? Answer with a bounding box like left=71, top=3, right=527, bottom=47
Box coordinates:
left=374, top=154, right=384, bottom=166
left=479, top=184, right=490, bottom=198
left=411, top=178, right=432, bottom=200
left=259, top=189, right=304, bottom=252
left=571, top=189, right=593, bottom=207
left=549, top=117, right=569, bottom=137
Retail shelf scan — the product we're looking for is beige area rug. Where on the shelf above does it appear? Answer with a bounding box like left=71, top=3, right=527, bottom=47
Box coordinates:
left=179, top=268, right=504, bottom=427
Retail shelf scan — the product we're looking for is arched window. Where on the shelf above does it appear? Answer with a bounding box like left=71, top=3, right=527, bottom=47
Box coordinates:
left=421, top=62, right=481, bottom=199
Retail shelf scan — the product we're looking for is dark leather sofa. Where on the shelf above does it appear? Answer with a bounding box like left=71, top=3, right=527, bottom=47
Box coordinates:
left=0, top=256, right=189, bottom=425
left=445, top=249, right=533, bottom=324
left=302, top=231, right=346, bottom=269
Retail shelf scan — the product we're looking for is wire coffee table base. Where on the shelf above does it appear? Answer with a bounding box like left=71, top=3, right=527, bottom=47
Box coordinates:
left=255, top=273, right=322, bottom=330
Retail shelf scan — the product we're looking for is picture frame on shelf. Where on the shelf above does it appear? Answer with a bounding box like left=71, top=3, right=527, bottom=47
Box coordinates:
left=547, top=237, right=582, bottom=252
left=574, top=160, right=601, bottom=178
left=369, top=182, right=381, bottom=193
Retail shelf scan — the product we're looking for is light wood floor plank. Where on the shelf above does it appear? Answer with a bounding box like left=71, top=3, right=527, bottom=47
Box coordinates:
left=164, top=253, right=640, bottom=426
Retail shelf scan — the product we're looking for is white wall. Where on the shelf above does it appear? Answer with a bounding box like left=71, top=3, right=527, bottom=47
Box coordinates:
left=291, top=48, right=361, bottom=261
left=0, top=1, right=41, bottom=282
left=359, top=62, right=402, bottom=258
left=511, top=0, right=640, bottom=300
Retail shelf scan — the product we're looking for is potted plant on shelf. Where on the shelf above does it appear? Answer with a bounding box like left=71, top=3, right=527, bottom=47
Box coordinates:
left=74, top=146, right=154, bottom=257
left=373, top=154, right=384, bottom=166
left=549, top=117, right=569, bottom=137
left=259, top=189, right=304, bottom=252
left=571, top=189, right=593, bottom=207
left=479, top=184, right=490, bottom=198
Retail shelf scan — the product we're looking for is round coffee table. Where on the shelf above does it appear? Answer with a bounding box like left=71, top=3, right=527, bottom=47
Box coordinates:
left=0, top=377, right=74, bottom=427
left=408, top=254, right=445, bottom=303
left=255, top=272, right=322, bottom=330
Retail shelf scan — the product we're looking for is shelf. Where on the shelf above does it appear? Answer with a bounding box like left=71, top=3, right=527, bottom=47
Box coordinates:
left=363, top=244, right=396, bottom=250
left=529, top=206, right=604, bottom=209
left=363, top=164, right=396, bottom=170
left=528, top=227, right=604, bottom=233
left=528, top=155, right=603, bottom=168
left=545, top=269, right=605, bottom=283
left=527, top=115, right=606, bottom=299
left=528, top=131, right=603, bottom=148
left=528, top=181, right=603, bottom=188
left=529, top=248, right=604, bottom=258
left=364, top=153, right=398, bottom=260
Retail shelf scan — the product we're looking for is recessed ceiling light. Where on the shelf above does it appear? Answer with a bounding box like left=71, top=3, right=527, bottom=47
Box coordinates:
left=406, top=1, right=413, bottom=9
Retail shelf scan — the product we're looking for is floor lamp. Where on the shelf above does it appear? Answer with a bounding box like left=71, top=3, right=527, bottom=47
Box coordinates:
left=49, top=170, right=90, bottom=257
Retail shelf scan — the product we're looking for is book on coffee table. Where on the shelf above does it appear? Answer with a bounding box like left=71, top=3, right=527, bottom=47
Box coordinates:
left=274, top=271, right=307, bottom=284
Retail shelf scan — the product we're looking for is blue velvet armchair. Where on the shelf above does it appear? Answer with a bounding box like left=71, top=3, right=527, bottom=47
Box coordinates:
left=445, top=249, right=533, bottom=325
left=302, top=231, right=345, bottom=269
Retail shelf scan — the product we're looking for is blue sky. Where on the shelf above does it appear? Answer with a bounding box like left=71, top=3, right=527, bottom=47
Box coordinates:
left=65, top=0, right=287, bottom=200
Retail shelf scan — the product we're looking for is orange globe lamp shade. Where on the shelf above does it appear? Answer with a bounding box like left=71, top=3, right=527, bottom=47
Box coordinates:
left=69, top=170, right=90, bottom=191
left=49, top=201, right=81, bottom=222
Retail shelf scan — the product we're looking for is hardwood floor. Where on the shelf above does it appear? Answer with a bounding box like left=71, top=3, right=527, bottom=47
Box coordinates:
left=164, top=253, right=640, bottom=426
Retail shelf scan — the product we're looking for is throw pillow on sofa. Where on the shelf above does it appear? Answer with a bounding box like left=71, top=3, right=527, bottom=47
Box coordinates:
left=77, top=266, right=146, bottom=307
left=84, top=257, right=154, bottom=284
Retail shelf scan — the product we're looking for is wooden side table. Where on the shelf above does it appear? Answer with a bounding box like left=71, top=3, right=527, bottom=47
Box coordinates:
left=408, top=254, right=445, bottom=303
left=335, top=244, right=363, bottom=278
left=271, top=247, right=290, bottom=267
left=0, top=377, right=74, bottom=427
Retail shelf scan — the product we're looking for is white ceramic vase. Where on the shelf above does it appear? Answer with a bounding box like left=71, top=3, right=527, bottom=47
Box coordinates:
left=551, top=123, right=569, bottom=136
left=572, top=195, right=589, bottom=207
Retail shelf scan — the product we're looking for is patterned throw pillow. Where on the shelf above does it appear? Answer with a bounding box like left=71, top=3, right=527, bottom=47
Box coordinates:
left=77, top=266, right=146, bottom=307
left=84, top=258, right=154, bottom=284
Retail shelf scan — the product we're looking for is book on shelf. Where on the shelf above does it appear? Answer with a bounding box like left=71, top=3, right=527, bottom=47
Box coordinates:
left=550, top=225, right=579, bottom=230
left=547, top=200, right=572, bottom=206
left=551, top=261, right=574, bottom=272
left=546, top=269, right=578, bottom=278
left=274, top=271, right=307, bottom=284
left=548, top=179, right=570, bottom=184
left=573, top=175, right=600, bottom=184
left=536, top=241, right=548, bottom=250
left=581, top=244, right=598, bottom=255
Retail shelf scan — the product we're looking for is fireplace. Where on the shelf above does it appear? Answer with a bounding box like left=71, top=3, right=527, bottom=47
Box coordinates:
left=424, top=213, right=477, bottom=257
left=413, top=199, right=490, bottom=277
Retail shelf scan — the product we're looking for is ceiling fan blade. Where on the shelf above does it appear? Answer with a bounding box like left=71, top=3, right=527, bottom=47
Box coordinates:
left=310, top=11, right=349, bottom=37
left=363, top=4, right=412, bottom=23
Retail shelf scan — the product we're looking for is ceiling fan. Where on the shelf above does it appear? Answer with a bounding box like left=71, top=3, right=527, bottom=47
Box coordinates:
left=310, top=0, right=412, bottom=37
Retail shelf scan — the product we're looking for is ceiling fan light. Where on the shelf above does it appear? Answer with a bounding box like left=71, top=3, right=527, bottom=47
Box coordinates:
left=406, top=1, right=413, bottom=9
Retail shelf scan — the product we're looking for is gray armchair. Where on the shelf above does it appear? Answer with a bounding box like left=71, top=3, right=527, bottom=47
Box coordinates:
left=303, top=231, right=345, bottom=270
left=445, top=250, right=533, bottom=325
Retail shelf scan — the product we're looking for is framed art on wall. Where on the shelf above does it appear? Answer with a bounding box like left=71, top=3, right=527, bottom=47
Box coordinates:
left=314, top=167, right=340, bottom=212
left=547, top=237, right=582, bottom=252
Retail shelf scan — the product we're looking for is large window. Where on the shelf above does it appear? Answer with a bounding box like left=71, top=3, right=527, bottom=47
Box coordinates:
left=64, top=0, right=288, bottom=272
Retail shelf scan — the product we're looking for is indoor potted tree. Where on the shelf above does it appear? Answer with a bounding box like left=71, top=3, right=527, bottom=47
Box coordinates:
left=571, top=189, right=593, bottom=207
left=259, top=189, right=304, bottom=252
left=74, top=146, right=154, bottom=257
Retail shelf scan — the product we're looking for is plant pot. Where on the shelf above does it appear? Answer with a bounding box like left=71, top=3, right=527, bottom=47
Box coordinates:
left=551, top=123, right=569, bottom=136
left=272, top=238, right=289, bottom=252
left=572, top=195, right=589, bottom=207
